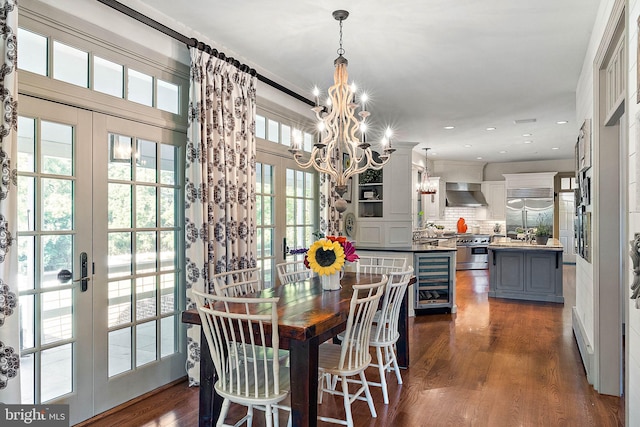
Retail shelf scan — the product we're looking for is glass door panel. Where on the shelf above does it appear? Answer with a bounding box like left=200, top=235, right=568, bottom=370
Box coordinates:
left=256, top=150, right=318, bottom=286
left=17, top=96, right=93, bottom=421
left=92, top=113, right=185, bottom=414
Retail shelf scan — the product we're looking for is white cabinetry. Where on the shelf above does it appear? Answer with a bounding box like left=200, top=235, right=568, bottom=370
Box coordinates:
left=480, top=181, right=506, bottom=220
left=355, top=142, right=417, bottom=247
left=503, top=172, right=556, bottom=190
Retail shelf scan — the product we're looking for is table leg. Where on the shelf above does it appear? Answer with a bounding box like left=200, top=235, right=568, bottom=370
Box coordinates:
left=198, top=328, right=221, bottom=427
left=397, top=290, right=410, bottom=368
left=289, top=337, right=319, bottom=427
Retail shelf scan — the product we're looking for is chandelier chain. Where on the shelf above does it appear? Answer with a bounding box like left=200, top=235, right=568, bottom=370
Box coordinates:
left=337, top=18, right=345, bottom=56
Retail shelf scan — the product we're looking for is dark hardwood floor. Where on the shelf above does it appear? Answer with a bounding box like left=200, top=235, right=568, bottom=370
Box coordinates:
left=81, top=266, right=624, bottom=426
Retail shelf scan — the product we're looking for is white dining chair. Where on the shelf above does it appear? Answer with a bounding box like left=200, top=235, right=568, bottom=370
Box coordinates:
left=317, top=277, right=387, bottom=426
left=212, top=266, right=263, bottom=297
left=368, top=267, right=413, bottom=404
left=192, top=289, right=291, bottom=427
left=356, top=256, right=406, bottom=274
left=276, top=260, right=314, bottom=285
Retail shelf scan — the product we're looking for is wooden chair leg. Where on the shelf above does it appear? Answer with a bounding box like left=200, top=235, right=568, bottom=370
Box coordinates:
left=359, top=371, right=377, bottom=418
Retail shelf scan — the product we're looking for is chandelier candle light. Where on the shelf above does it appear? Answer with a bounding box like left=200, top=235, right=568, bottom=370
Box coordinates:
left=289, top=9, right=395, bottom=215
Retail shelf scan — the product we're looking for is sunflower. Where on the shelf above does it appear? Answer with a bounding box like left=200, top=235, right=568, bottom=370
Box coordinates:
left=306, top=239, right=345, bottom=276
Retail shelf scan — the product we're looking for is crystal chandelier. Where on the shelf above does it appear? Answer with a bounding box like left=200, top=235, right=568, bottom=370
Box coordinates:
left=289, top=9, right=394, bottom=213
left=419, top=148, right=437, bottom=195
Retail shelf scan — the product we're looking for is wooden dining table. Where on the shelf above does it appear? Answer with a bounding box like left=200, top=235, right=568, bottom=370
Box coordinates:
left=181, top=271, right=413, bottom=427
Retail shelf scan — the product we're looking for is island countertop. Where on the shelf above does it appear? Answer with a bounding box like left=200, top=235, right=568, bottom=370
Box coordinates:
left=357, top=243, right=457, bottom=253
left=488, top=238, right=563, bottom=252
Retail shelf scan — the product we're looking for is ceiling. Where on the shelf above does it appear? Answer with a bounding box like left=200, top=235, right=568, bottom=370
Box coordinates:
left=130, top=0, right=601, bottom=163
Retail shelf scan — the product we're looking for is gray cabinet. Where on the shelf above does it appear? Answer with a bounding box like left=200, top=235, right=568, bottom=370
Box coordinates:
left=489, top=248, right=563, bottom=303
left=414, top=252, right=457, bottom=313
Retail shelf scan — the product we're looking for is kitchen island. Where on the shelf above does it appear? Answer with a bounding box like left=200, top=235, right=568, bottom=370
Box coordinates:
left=488, top=239, right=564, bottom=303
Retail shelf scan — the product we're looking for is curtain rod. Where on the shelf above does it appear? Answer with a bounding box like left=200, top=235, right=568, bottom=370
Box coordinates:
left=96, top=0, right=315, bottom=107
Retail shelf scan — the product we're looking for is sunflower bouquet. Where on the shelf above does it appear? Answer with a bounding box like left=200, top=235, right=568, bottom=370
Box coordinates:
left=304, top=235, right=359, bottom=276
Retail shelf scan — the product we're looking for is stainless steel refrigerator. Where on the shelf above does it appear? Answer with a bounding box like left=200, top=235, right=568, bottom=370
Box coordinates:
left=505, top=188, right=554, bottom=238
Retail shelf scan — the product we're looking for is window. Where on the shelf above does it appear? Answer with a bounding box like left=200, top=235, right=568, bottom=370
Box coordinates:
left=19, top=27, right=182, bottom=116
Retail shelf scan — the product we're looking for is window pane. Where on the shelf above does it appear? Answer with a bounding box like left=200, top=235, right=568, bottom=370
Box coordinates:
left=41, top=121, right=73, bottom=176
left=136, top=321, right=157, bottom=367
left=20, top=354, right=34, bottom=404
left=161, top=316, right=175, bottom=357
left=256, top=115, right=266, bottom=139
left=109, top=232, right=132, bottom=278
left=128, top=69, right=153, bottom=106
left=281, top=124, right=291, bottom=147
left=136, top=139, right=157, bottom=183
left=109, top=134, right=133, bottom=180
left=42, top=179, right=73, bottom=231
left=109, top=327, right=132, bottom=376
left=304, top=132, right=313, bottom=152
left=20, top=295, right=35, bottom=349
left=136, top=231, right=157, bottom=274
left=53, top=41, right=88, bottom=87
left=159, top=144, right=177, bottom=185
left=17, top=176, right=34, bottom=231
left=17, top=116, right=36, bottom=172
left=268, top=119, right=279, bottom=143
left=160, top=232, right=176, bottom=271
left=136, top=276, right=156, bottom=321
left=160, top=273, right=175, bottom=314
left=136, top=185, right=157, bottom=228
left=94, top=56, right=124, bottom=97
left=19, top=28, right=48, bottom=76
left=108, top=279, right=132, bottom=327
left=41, top=344, right=72, bottom=402
left=17, top=236, right=35, bottom=291
left=108, top=183, right=132, bottom=228
left=157, top=79, right=179, bottom=114
left=41, top=290, right=73, bottom=345
left=41, top=235, right=72, bottom=288
left=263, top=164, right=273, bottom=194
left=160, top=188, right=176, bottom=227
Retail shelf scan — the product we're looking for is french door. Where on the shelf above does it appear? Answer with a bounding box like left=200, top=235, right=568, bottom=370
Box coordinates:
left=17, top=96, right=185, bottom=424
left=255, top=150, right=317, bottom=286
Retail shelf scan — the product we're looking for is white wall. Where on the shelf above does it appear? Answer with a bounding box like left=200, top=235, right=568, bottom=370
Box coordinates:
left=573, top=0, right=617, bottom=391
left=628, top=0, right=640, bottom=423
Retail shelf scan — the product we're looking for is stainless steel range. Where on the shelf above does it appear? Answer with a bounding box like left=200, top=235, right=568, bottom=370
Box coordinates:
left=456, top=234, right=490, bottom=270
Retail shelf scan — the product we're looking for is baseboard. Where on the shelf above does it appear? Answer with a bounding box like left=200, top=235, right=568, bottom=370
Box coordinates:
left=572, top=306, right=594, bottom=384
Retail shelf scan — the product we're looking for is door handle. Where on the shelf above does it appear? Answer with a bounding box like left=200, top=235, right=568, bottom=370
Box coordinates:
left=283, top=238, right=288, bottom=259
left=74, top=252, right=90, bottom=292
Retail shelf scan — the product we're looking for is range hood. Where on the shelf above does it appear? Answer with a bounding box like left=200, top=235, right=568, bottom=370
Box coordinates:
left=445, top=182, right=488, bottom=207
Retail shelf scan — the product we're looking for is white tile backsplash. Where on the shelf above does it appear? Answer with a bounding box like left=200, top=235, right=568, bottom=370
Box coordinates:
left=425, top=207, right=505, bottom=235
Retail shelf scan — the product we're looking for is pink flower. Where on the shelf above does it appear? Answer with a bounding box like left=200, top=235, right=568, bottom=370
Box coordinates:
left=342, top=240, right=359, bottom=262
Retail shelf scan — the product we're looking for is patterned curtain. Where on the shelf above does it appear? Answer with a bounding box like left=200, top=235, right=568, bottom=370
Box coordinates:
left=184, top=48, right=257, bottom=385
left=0, top=0, right=19, bottom=403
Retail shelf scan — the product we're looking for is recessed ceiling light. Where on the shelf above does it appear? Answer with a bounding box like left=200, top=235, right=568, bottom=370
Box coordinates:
left=444, top=126, right=455, bottom=130
left=552, top=147, right=559, bottom=150
left=522, top=133, right=532, bottom=137
left=523, top=140, right=533, bottom=144
left=556, top=120, right=568, bottom=125
left=499, top=150, right=507, bottom=154
left=464, top=144, right=472, bottom=148
left=486, top=127, right=496, bottom=131
left=476, top=156, right=483, bottom=160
